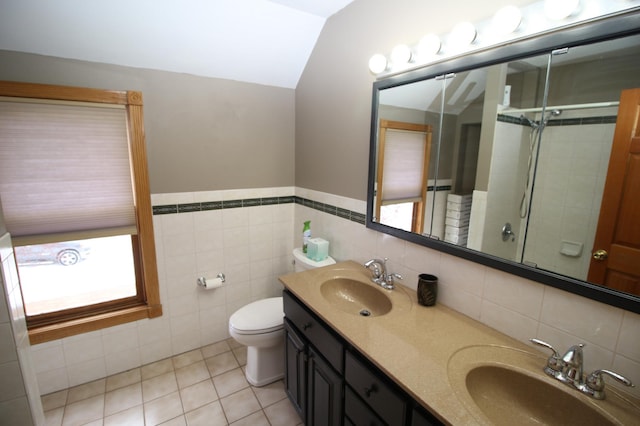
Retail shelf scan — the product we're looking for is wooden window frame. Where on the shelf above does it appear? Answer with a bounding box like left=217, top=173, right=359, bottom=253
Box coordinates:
left=0, top=81, right=162, bottom=344
left=376, top=119, right=432, bottom=234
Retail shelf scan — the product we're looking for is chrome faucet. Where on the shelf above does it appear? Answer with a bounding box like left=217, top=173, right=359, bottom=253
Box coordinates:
left=560, top=343, right=585, bottom=387
left=364, top=258, right=385, bottom=280
left=531, top=338, right=634, bottom=399
left=364, top=258, right=402, bottom=290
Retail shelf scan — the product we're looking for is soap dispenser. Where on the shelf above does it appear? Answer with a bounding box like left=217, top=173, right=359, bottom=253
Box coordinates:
left=302, top=220, right=311, bottom=253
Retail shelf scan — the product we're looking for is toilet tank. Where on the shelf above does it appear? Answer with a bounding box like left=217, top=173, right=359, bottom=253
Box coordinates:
left=293, top=247, right=336, bottom=272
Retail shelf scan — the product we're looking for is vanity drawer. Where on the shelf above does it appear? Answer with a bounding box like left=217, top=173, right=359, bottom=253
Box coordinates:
left=283, top=290, right=344, bottom=373
left=345, top=386, right=385, bottom=426
left=345, top=350, right=406, bottom=426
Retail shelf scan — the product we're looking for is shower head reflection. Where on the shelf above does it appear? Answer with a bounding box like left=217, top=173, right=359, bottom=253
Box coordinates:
left=519, top=109, right=562, bottom=129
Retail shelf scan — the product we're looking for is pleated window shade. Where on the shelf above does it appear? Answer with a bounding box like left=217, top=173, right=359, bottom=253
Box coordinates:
left=381, top=128, right=427, bottom=204
left=0, top=100, right=137, bottom=245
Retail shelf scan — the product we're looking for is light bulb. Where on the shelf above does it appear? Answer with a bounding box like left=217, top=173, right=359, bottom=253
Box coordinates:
left=492, top=5, right=522, bottom=36
left=544, top=0, right=580, bottom=20
left=449, top=22, right=477, bottom=49
left=417, top=34, right=441, bottom=57
left=391, top=44, right=413, bottom=65
left=368, top=54, right=388, bottom=74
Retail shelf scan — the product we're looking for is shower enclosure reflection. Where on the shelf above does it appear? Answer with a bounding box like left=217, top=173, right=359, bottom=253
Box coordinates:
left=494, top=103, right=618, bottom=282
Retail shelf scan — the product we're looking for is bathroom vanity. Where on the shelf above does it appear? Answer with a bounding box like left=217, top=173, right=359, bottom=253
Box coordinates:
left=283, top=290, right=438, bottom=425
left=279, top=261, right=640, bottom=425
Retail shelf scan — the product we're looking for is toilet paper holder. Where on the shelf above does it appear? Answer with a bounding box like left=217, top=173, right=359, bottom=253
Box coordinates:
left=197, top=273, right=226, bottom=288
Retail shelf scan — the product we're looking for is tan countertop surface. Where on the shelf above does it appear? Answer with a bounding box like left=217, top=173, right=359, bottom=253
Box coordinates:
left=279, top=261, right=640, bottom=425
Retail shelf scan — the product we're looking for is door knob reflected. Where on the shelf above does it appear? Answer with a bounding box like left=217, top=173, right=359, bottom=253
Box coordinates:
left=593, top=249, right=608, bottom=261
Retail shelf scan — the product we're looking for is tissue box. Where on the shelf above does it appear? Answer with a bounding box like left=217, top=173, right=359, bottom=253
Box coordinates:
left=306, top=237, right=329, bottom=261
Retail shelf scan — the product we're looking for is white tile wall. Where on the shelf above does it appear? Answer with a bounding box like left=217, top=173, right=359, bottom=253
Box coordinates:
left=25, top=186, right=640, bottom=402
left=480, top=110, right=616, bottom=278
left=467, top=190, right=487, bottom=251
left=481, top=121, right=527, bottom=260
left=297, top=187, right=640, bottom=399
left=525, top=108, right=617, bottom=280
left=31, top=188, right=295, bottom=395
left=0, top=233, right=44, bottom=425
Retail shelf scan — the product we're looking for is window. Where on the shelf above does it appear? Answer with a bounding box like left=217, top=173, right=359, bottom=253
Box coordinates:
left=14, top=236, right=137, bottom=315
left=375, top=120, right=432, bottom=234
left=0, top=81, right=162, bottom=344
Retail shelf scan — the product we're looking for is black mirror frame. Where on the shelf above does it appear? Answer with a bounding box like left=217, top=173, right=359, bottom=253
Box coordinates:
left=366, top=9, right=640, bottom=314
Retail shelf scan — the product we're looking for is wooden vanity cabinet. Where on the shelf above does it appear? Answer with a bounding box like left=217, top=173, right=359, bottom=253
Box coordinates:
left=410, top=407, right=441, bottom=426
left=343, top=349, right=441, bottom=426
left=284, top=291, right=344, bottom=425
left=283, top=319, right=306, bottom=418
left=307, top=345, right=343, bottom=425
left=344, top=386, right=386, bottom=425
left=345, top=350, right=406, bottom=425
left=283, top=290, right=443, bottom=426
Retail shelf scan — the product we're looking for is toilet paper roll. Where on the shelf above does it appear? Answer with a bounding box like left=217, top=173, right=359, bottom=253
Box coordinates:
left=197, top=274, right=225, bottom=290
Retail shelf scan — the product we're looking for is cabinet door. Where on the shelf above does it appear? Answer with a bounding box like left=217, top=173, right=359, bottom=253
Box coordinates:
left=411, top=407, right=442, bottom=426
left=284, top=290, right=344, bottom=372
left=307, top=346, right=343, bottom=426
left=284, top=319, right=306, bottom=422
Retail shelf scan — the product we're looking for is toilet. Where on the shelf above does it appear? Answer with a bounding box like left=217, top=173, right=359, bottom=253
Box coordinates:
left=228, top=248, right=336, bottom=386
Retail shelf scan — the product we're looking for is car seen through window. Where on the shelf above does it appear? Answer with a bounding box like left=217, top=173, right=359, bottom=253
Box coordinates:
left=15, top=241, right=91, bottom=266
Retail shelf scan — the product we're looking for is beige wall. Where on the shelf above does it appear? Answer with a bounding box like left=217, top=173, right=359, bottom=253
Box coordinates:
left=1, top=0, right=537, bottom=198
left=0, top=50, right=295, bottom=194
left=295, top=0, right=536, bottom=201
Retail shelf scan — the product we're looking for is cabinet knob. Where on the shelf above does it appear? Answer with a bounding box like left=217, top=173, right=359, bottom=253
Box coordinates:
left=303, top=322, right=312, bottom=330
left=364, top=384, right=378, bottom=397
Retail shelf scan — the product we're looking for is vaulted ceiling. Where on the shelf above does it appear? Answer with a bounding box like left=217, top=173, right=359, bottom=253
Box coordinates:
left=0, top=0, right=355, bottom=89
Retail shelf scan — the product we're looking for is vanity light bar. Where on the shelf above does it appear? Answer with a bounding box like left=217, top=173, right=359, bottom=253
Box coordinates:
left=368, top=0, right=640, bottom=77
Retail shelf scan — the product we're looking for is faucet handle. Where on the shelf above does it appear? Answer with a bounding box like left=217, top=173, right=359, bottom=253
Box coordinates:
left=363, top=258, right=383, bottom=278
left=386, top=272, right=402, bottom=288
left=530, top=338, right=559, bottom=355
left=586, top=369, right=634, bottom=397
left=529, top=338, right=564, bottom=375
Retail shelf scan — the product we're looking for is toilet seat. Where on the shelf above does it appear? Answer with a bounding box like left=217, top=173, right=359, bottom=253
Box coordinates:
left=229, top=297, right=283, bottom=335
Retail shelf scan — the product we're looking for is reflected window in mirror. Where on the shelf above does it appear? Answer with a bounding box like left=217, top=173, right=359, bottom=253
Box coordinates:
left=377, top=77, right=444, bottom=236
left=376, top=120, right=432, bottom=234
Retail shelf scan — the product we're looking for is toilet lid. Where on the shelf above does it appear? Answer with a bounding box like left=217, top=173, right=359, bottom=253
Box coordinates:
left=229, top=297, right=284, bottom=334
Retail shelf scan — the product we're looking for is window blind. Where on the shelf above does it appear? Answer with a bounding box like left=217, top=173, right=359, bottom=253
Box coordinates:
left=381, top=128, right=427, bottom=204
left=0, top=100, right=137, bottom=245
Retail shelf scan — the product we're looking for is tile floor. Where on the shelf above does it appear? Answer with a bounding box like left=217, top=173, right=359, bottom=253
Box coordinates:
left=41, top=339, right=303, bottom=426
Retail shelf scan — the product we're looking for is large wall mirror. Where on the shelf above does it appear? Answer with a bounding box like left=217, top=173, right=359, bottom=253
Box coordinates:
left=366, top=10, right=640, bottom=313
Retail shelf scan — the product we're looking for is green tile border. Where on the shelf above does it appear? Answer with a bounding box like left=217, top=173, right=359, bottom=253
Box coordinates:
left=152, top=195, right=366, bottom=225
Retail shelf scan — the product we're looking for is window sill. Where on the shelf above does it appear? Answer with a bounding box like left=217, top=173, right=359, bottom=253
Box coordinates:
left=28, top=302, right=162, bottom=345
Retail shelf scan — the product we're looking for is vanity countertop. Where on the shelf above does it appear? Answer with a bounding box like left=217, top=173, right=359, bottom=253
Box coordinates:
left=279, top=260, right=640, bottom=425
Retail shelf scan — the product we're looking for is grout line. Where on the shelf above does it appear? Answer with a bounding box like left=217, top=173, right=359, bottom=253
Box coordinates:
left=45, top=341, right=302, bottom=426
